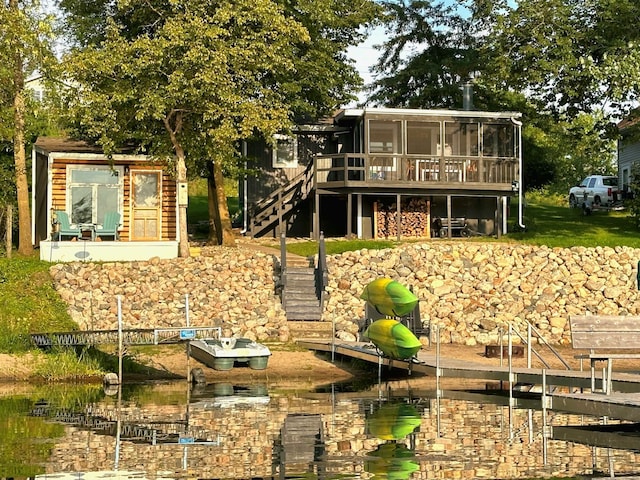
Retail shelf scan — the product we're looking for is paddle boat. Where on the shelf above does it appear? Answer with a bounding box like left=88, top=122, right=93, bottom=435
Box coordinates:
left=189, top=337, right=271, bottom=371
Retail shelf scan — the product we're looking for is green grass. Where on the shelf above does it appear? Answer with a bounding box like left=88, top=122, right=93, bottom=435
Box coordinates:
left=0, top=257, right=77, bottom=352
left=510, top=200, right=640, bottom=248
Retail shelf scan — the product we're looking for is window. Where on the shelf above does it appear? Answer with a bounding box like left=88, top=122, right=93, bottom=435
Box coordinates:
left=368, top=120, right=403, bottom=154
left=67, top=166, right=123, bottom=225
left=482, top=123, right=515, bottom=157
left=272, top=134, right=298, bottom=168
left=407, top=121, right=440, bottom=155
left=445, top=122, right=479, bottom=156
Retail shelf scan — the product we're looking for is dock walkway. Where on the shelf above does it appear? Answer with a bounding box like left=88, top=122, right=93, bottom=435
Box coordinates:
left=299, top=338, right=640, bottom=422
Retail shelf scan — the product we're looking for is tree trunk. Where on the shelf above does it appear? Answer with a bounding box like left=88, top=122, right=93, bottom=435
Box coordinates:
left=211, top=160, right=235, bottom=246
left=206, top=163, right=219, bottom=245
left=10, top=0, right=33, bottom=256
left=163, top=111, right=190, bottom=257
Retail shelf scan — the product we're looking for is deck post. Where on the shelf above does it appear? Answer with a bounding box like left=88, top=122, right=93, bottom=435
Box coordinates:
left=446, top=195, right=452, bottom=238
left=347, top=193, right=353, bottom=237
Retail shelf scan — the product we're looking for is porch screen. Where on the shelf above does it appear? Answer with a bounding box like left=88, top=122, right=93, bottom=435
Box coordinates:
left=482, top=123, right=515, bottom=157
left=368, top=120, right=403, bottom=154
left=445, top=122, right=479, bottom=156
left=406, top=121, right=440, bottom=155
left=67, top=166, right=122, bottom=225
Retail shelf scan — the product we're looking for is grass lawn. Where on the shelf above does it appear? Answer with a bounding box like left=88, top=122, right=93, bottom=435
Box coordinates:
left=509, top=200, right=640, bottom=248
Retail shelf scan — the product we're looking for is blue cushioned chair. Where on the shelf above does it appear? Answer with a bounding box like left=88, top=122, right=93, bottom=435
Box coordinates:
left=55, top=211, right=80, bottom=240
left=95, top=211, right=120, bottom=240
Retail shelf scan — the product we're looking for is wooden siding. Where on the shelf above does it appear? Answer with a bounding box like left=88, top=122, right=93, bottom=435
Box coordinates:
left=618, top=140, right=640, bottom=189
left=50, top=158, right=176, bottom=241
left=245, top=133, right=336, bottom=207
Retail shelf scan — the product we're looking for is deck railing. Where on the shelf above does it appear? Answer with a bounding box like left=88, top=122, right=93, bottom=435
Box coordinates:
left=315, top=153, right=518, bottom=186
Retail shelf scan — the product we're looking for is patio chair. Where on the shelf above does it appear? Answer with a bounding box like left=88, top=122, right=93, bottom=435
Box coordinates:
left=55, top=211, right=80, bottom=240
left=95, top=211, right=120, bottom=240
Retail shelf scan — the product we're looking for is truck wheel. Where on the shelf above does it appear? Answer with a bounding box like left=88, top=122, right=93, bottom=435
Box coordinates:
left=569, top=194, right=578, bottom=208
left=593, top=196, right=601, bottom=206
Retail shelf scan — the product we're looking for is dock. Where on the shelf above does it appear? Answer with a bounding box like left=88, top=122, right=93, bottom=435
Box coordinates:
left=299, top=338, right=640, bottom=422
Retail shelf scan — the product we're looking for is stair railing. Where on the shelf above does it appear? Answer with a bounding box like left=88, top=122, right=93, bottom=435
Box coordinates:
left=250, top=162, right=314, bottom=237
left=502, top=321, right=572, bottom=370
left=315, top=232, right=328, bottom=309
left=279, top=232, right=287, bottom=290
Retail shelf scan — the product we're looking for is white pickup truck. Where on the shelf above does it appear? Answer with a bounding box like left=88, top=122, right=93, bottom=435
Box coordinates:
left=569, top=175, right=621, bottom=208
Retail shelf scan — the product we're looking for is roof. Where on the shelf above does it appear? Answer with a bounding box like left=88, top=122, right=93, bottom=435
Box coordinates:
left=34, top=137, right=103, bottom=155
left=618, top=111, right=640, bottom=132
left=334, top=107, right=523, bottom=122
left=34, top=137, right=143, bottom=156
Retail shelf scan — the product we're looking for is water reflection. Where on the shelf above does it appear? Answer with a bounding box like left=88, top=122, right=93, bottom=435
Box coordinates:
left=2, top=378, right=640, bottom=479
left=365, top=403, right=421, bottom=479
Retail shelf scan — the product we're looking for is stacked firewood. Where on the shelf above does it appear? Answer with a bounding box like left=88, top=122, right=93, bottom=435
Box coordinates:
left=374, top=198, right=430, bottom=238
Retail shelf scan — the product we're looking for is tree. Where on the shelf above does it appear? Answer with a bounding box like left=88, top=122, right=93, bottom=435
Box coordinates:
left=60, top=0, right=311, bottom=253
left=367, top=0, right=478, bottom=108
left=0, top=0, right=54, bottom=256
left=59, top=0, right=380, bottom=250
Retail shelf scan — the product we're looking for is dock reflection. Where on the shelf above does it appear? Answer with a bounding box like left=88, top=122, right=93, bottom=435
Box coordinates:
left=8, top=378, right=640, bottom=479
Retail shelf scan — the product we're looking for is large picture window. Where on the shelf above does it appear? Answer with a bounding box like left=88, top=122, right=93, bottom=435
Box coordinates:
left=445, top=122, right=479, bottom=156
left=67, top=166, right=123, bottom=225
left=406, top=121, right=440, bottom=155
left=368, top=120, right=403, bottom=154
left=272, top=134, right=298, bottom=168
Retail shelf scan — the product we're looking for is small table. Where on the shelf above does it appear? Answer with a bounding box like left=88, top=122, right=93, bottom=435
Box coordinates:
left=77, top=224, right=96, bottom=241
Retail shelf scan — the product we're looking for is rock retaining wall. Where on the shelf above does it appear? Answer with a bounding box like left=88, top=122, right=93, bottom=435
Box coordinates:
left=49, top=242, right=640, bottom=346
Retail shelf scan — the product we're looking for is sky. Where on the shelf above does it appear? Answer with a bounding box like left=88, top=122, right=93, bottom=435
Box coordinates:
left=347, top=27, right=388, bottom=90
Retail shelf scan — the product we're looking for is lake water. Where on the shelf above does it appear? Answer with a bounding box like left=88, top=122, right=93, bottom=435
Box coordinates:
left=3, top=376, right=640, bottom=479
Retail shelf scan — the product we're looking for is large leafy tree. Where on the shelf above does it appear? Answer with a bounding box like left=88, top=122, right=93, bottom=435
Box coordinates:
left=60, top=0, right=312, bottom=254
left=59, top=0, right=379, bottom=249
left=0, top=0, right=54, bottom=256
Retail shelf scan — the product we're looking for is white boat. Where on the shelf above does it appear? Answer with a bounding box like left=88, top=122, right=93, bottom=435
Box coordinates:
left=189, top=337, right=271, bottom=371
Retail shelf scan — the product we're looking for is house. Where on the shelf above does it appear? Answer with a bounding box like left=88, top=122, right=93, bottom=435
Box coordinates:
left=33, top=137, right=179, bottom=262
left=241, top=107, right=523, bottom=239
left=617, top=115, right=640, bottom=196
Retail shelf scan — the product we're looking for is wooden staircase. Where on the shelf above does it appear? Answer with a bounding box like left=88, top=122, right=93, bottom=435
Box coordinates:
left=249, top=163, right=314, bottom=237
left=279, top=234, right=332, bottom=340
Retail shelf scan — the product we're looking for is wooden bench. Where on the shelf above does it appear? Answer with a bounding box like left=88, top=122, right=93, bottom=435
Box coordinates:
left=569, top=314, right=640, bottom=394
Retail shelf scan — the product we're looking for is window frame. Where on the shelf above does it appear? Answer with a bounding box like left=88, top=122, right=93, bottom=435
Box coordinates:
left=272, top=134, right=298, bottom=168
left=66, top=165, right=124, bottom=225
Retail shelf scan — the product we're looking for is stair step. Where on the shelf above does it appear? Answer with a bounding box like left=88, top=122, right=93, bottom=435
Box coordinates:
left=283, top=294, right=321, bottom=302
left=286, top=306, right=323, bottom=314
left=284, top=286, right=317, bottom=294
left=287, top=310, right=322, bottom=322
left=287, top=320, right=332, bottom=338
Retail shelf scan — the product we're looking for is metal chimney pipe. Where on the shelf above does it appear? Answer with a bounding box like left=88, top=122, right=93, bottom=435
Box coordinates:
left=462, top=82, right=474, bottom=110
